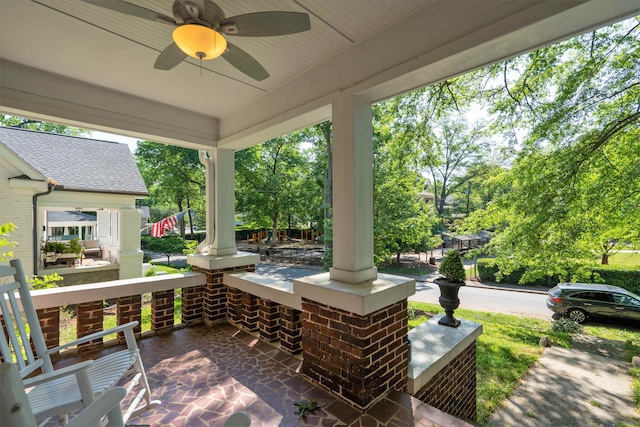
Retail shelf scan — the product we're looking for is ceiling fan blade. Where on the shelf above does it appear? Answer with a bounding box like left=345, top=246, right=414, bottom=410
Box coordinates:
left=154, top=43, right=188, bottom=70
left=219, top=12, right=310, bottom=37
left=222, top=42, right=269, bottom=81
left=82, top=0, right=175, bottom=24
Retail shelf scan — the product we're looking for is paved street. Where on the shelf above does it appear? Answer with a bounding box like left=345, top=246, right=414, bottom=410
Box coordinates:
left=410, top=280, right=551, bottom=319
left=150, top=255, right=552, bottom=319
left=254, top=263, right=553, bottom=320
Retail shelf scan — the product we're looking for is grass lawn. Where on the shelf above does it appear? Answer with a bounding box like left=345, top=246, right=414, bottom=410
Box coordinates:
left=149, top=263, right=184, bottom=274
left=608, top=252, right=640, bottom=267
left=408, top=301, right=640, bottom=423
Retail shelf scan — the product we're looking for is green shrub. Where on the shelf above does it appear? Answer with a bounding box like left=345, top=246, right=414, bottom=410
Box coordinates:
left=477, top=258, right=640, bottom=293
left=42, top=241, right=67, bottom=254
left=0, top=222, right=16, bottom=261
left=591, top=266, right=640, bottom=294
left=439, top=250, right=466, bottom=282
left=550, top=318, right=583, bottom=334
left=28, top=273, right=64, bottom=290
left=66, top=238, right=83, bottom=257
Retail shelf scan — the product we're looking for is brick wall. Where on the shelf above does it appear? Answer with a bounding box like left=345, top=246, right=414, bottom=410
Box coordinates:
left=152, top=290, right=175, bottom=333
left=37, top=307, right=60, bottom=351
left=258, top=298, right=279, bottom=341
left=414, top=342, right=477, bottom=420
left=191, top=264, right=256, bottom=326
left=76, top=300, right=104, bottom=352
left=117, top=295, right=142, bottom=340
left=182, top=285, right=204, bottom=325
left=280, top=306, right=302, bottom=354
left=301, top=298, right=408, bottom=409
left=240, top=292, right=259, bottom=332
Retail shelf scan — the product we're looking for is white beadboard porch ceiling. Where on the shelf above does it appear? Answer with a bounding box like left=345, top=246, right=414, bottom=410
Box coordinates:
left=0, top=0, right=638, bottom=149
left=0, top=0, right=430, bottom=116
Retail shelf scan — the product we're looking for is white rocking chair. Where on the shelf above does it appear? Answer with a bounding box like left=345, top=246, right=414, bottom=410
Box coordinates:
left=1, top=363, right=127, bottom=427
left=0, top=259, right=159, bottom=425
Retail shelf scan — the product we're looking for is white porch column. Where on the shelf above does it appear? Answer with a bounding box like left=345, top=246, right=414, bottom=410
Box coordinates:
left=196, top=148, right=237, bottom=257
left=329, top=94, right=377, bottom=284
left=118, top=207, right=143, bottom=279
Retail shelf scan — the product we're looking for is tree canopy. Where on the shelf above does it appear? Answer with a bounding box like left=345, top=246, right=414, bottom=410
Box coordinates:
left=0, top=115, right=85, bottom=136
left=464, top=18, right=640, bottom=282
left=135, top=141, right=204, bottom=236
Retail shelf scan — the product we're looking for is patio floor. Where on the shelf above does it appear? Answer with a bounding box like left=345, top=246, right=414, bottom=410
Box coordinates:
left=54, top=323, right=473, bottom=426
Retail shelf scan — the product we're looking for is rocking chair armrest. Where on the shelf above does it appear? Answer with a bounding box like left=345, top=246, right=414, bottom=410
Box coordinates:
left=67, top=386, right=127, bottom=427
left=22, top=360, right=94, bottom=388
left=46, top=321, right=140, bottom=354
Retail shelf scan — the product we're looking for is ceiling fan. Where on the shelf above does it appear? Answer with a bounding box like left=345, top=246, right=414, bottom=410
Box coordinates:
left=82, top=0, right=311, bottom=81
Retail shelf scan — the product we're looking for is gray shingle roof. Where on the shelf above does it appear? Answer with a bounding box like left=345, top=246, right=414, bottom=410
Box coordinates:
left=46, top=211, right=97, bottom=222
left=0, top=127, right=148, bottom=196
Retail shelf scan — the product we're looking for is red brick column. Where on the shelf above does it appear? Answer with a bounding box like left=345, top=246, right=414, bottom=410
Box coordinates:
left=227, top=287, right=243, bottom=325
left=191, top=264, right=257, bottom=326
left=301, top=298, right=408, bottom=409
left=280, top=306, right=302, bottom=354
left=152, top=290, right=174, bottom=333
left=414, top=342, right=477, bottom=419
left=182, top=285, right=204, bottom=325
left=241, top=292, right=259, bottom=332
left=37, top=307, right=60, bottom=351
left=204, top=271, right=226, bottom=325
left=77, top=300, right=104, bottom=352
left=117, top=295, right=142, bottom=340
left=258, top=298, right=279, bottom=341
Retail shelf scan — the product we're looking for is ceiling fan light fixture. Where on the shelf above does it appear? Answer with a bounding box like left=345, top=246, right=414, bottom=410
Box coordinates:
left=172, top=24, right=227, bottom=60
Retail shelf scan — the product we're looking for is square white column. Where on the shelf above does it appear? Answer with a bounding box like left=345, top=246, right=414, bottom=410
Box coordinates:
left=198, top=148, right=237, bottom=257
left=330, top=94, right=377, bottom=284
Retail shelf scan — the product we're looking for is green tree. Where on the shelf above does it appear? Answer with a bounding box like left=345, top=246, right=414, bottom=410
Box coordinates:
left=135, top=141, right=205, bottom=236
left=372, top=101, right=441, bottom=264
left=0, top=115, right=85, bottom=136
left=465, top=18, right=640, bottom=281
left=423, top=117, right=489, bottom=215
left=235, top=133, right=319, bottom=243
left=147, top=236, right=188, bottom=266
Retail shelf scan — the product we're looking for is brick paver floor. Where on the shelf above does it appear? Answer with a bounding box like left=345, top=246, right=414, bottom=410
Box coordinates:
left=54, top=323, right=472, bottom=426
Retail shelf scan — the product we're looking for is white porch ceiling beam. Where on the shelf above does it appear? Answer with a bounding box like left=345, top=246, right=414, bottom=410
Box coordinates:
left=218, top=0, right=639, bottom=150
left=0, top=60, right=218, bottom=149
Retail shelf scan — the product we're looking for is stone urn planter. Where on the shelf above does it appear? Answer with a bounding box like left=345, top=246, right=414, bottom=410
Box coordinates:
left=434, top=278, right=463, bottom=328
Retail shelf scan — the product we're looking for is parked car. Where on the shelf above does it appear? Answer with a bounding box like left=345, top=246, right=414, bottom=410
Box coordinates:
left=546, top=283, right=640, bottom=324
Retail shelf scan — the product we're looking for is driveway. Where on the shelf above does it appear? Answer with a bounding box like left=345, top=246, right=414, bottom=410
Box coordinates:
left=488, top=335, right=638, bottom=427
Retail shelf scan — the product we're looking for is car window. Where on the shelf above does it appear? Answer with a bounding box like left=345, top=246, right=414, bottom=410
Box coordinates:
left=592, top=292, right=614, bottom=303
left=572, top=292, right=591, bottom=300
left=572, top=291, right=613, bottom=302
left=613, top=294, right=640, bottom=306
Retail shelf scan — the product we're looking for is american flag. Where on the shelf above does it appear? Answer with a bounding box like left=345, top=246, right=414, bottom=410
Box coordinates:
left=151, top=210, right=187, bottom=238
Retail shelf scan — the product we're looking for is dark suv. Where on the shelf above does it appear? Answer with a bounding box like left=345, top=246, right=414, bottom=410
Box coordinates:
left=546, top=283, right=640, bottom=324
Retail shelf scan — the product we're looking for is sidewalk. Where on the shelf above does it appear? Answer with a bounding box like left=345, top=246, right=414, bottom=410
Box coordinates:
left=489, top=335, right=638, bottom=426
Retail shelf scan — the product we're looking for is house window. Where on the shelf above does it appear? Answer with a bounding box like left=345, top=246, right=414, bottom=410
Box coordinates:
left=82, top=226, right=94, bottom=240
left=68, top=226, right=79, bottom=239
left=52, top=227, right=65, bottom=236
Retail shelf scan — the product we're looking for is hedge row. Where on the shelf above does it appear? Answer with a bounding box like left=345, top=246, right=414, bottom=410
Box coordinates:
left=477, top=258, right=640, bottom=294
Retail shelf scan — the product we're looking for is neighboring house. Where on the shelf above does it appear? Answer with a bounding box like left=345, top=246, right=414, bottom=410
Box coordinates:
left=46, top=211, right=97, bottom=241
left=0, top=126, right=148, bottom=283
